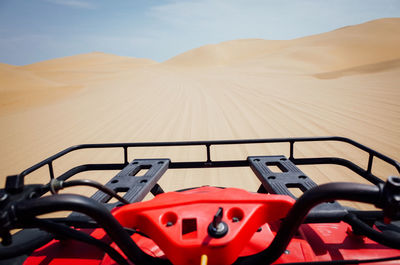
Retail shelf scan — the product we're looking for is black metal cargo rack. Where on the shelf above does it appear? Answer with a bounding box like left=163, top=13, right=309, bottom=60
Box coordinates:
left=7, top=136, right=399, bottom=190
left=5, top=136, right=399, bottom=218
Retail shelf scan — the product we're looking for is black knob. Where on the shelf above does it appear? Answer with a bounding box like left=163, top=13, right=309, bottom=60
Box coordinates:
left=381, top=176, right=400, bottom=219
left=208, top=207, right=228, bottom=238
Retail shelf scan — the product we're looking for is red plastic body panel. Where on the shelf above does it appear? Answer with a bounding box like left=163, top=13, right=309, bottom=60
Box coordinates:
left=25, top=228, right=108, bottom=265
left=299, top=223, right=400, bottom=263
left=24, top=187, right=400, bottom=265
left=112, top=186, right=294, bottom=265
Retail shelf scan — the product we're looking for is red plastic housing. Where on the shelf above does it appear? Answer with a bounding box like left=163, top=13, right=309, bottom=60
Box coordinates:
left=113, top=186, right=294, bottom=265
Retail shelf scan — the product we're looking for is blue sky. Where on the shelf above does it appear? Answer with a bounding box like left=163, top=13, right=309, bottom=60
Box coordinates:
left=0, top=0, right=399, bottom=65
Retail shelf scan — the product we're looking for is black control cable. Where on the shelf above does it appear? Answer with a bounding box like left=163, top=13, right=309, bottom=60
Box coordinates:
left=28, top=217, right=129, bottom=265
left=46, top=179, right=129, bottom=205
left=343, top=213, right=400, bottom=249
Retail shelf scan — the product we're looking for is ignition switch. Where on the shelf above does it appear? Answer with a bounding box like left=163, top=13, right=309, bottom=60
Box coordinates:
left=208, top=207, right=229, bottom=238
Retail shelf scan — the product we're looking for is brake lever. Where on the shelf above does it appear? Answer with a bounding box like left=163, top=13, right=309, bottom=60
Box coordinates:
left=0, top=184, right=44, bottom=246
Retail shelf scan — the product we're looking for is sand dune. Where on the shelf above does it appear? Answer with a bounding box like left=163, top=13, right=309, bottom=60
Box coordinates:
left=0, top=63, right=15, bottom=70
left=163, top=39, right=290, bottom=68
left=288, top=18, right=400, bottom=72
left=0, top=63, right=58, bottom=91
left=314, top=58, right=400, bottom=79
left=0, top=63, right=78, bottom=114
left=164, top=18, right=400, bottom=75
left=0, top=18, right=399, bottom=210
left=0, top=53, right=156, bottom=113
left=20, top=52, right=156, bottom=72
left=19, top=52, right=157, bottom=84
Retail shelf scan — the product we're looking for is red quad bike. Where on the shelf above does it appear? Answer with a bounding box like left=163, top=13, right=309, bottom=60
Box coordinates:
left=0, top=137, right=399, bottom=265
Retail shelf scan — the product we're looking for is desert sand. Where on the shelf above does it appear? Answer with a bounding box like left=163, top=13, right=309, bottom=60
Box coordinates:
left=0, top=18, right=399, bottom=209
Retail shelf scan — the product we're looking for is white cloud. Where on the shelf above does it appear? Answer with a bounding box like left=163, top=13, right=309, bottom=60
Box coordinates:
left=44, top=0, right=96, bottom=9
left=145, top=0, right=400, bottom=42
left=147, top=0, right=239, bottom=27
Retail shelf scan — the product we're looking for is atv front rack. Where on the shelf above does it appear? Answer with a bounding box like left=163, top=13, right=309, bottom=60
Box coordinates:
left=6, top=136, right=400, bottom=195
left=4, top=136, right=399, bottom=225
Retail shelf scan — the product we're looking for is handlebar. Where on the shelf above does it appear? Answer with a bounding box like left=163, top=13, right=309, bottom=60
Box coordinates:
left=235, top=177, right=400, bottom=264
left=12, top=194, right=169, bottom=265
left=1, top=177, right=399, bottom=265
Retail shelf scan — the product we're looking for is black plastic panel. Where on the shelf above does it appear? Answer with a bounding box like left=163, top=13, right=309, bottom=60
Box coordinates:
left=248, top=156, right=347, bottom=222
left=91, top=159, right=170, bottom=206
left=248, top=156, right=316, bottom=198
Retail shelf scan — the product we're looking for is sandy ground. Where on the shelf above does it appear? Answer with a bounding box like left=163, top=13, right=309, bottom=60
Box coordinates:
left=0, top=18, right=399, bottom=210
